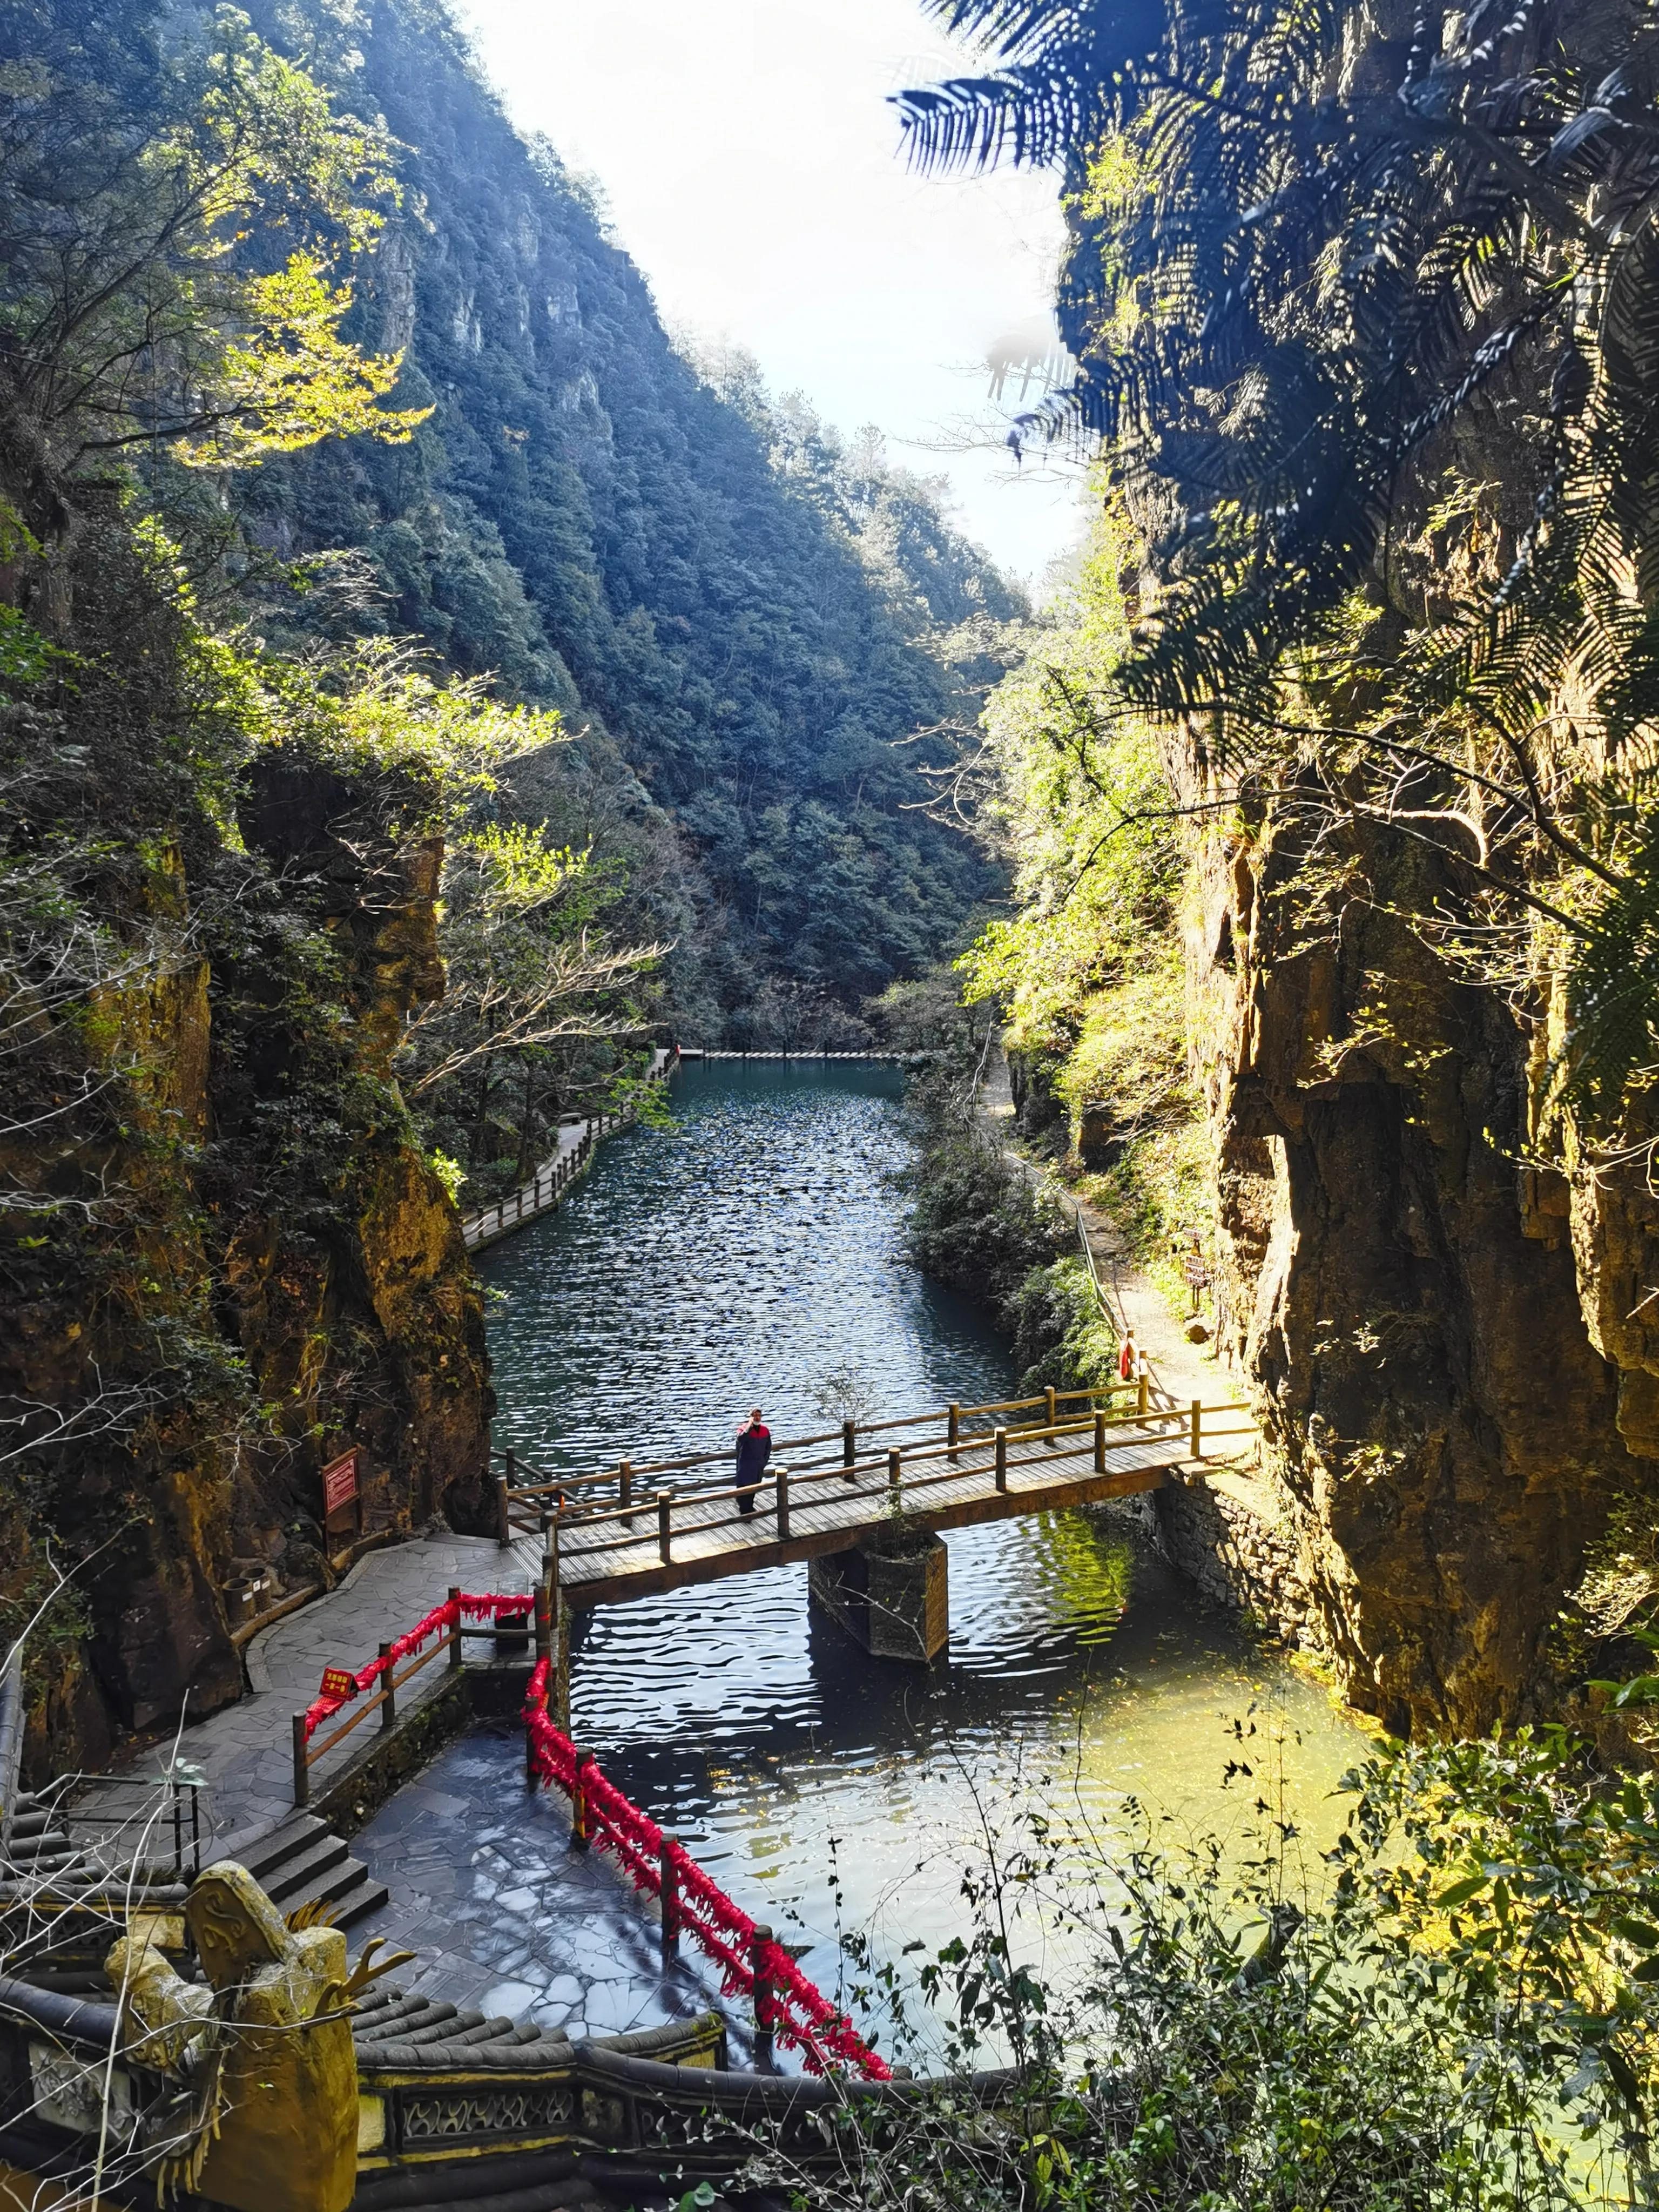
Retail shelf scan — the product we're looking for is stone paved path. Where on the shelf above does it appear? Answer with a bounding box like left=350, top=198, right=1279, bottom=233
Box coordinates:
left=346, top=1729, right=750, bottom=2050
left=106, top=1533, right=531, bottom=1857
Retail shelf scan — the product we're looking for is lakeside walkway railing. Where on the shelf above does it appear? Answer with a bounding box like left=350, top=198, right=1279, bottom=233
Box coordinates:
left=460, top=1047, right=678, bottom=1253
left=291, top=1588, right=534, bottom=1808
left=522, top=1660, right=888, bottom=2076
left=496, top=1379, right=1131, bottom=1503
left=285, top=1584, right=889, bottom=2075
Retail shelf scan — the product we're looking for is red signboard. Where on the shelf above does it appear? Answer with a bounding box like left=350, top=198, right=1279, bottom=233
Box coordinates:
left=319, top=1667, right=355, bottom=1702
left=322, top=1451, right=359, bottom=1517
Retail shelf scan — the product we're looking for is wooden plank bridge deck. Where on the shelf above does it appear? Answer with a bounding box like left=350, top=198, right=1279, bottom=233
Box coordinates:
left=498, top=1385, right=1256, bottom=1610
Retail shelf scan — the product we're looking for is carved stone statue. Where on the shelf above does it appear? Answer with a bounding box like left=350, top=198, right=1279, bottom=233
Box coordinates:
left=109, top=1860, right=360, bottom=2212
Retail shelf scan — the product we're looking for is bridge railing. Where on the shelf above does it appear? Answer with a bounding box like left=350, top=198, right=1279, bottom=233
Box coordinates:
left=512, top=1400, right=1257, bottom=1576
left=490, top=1381, right=1172, bottom=1542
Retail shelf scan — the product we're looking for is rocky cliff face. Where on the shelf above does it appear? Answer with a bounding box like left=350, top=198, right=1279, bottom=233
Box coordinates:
left=0, top=489, right=491, bottom=1777
left=1184, top=783, right=1648, bottom=1733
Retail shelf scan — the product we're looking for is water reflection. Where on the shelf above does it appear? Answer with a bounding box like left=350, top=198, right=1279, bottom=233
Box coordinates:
left=357, top=1064, right=1363, bottom=2058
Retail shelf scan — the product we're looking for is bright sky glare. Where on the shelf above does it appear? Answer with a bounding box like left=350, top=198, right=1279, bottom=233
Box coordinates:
left=453, top=0, right=1087, bottom=591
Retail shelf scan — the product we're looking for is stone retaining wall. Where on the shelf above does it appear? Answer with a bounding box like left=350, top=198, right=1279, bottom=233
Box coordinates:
left=1134, top=1474, right=1325, bottom=1656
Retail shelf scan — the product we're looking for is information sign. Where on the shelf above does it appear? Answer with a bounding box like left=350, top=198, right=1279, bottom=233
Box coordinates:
left=322, top=1451, right=359, bottom=1518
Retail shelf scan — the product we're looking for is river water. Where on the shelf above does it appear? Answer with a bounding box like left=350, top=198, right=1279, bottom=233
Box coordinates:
left=358, top=1062, right=1364, bottom=2065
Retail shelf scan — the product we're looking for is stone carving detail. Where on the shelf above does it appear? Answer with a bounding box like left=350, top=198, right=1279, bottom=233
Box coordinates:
left=400, top=2083, right=574, bottom=2140
left=108, top=1860, right=358, bottom=2212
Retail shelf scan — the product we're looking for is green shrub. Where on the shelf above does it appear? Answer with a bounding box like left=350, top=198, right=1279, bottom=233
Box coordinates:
left=770, top=1727, right=1659, bottom=2210
left=905, top=1128, right=1067, bottom=1309
left=1006, top=1256, right=1118, bottom=1393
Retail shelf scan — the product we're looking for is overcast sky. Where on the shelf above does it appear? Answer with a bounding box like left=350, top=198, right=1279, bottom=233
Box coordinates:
left=453, top=0, right=1086, bottom=591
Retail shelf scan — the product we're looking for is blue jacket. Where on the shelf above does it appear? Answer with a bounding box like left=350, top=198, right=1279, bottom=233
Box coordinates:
left=736, top=1424, right=772, bottom=1483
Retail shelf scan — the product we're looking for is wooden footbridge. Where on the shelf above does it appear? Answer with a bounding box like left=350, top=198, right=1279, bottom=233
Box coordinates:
left=493, top=1381, right=1255, bottom=1610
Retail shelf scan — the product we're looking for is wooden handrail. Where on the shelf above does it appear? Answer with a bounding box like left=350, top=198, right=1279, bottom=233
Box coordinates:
left=535, top=1404, right=1252, bottom=1563
left=500, top=1398, right=1256, bottom=1529
left=491, top=1380, right=1165, bottom=1504
left=297, top=1632, right=453, bottom=1775
left=501, top=1412, right=1255, bottom=1540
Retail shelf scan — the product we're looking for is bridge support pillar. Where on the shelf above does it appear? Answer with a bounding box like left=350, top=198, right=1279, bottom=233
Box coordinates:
left=808, top=1534, right=948, bottom=1664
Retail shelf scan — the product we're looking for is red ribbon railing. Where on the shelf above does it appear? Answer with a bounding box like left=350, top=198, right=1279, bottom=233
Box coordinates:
left=300, top=1591, right=534, bottom=1740
left=523, top=1657, right=891, bottom=2080
left=296, top=1591, right=886, bottom=2080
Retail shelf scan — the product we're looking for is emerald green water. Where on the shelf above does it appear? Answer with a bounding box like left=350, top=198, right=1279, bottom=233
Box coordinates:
left=366, top=1063, right=1364, bottom=2058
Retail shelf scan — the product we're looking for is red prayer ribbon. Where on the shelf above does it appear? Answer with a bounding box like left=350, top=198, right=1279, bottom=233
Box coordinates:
left=300, top=1591, right=534, bottom=1739
left=521, top=1656, right=891, bottom=2080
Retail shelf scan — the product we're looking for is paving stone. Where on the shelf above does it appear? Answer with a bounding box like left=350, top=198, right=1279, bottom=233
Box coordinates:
left=73, top=1535, right=531, bottom=1850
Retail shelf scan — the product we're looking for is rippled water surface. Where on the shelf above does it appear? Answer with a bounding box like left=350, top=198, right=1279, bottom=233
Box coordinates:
left=483, top=1061, right=1010, bottom=1467
left=375, top=1064, right=1365, bottom=2055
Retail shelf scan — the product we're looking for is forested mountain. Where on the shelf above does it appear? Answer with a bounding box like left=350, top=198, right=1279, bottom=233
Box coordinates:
left=223, top=0, right=1020, bottom=1035
left=0, top=0, right=1021, bottom=1762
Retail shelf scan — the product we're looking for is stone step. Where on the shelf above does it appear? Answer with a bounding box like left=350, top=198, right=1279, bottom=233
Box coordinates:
left=318, top=1864, right=388, bottom=1930
left=252, top=1831, right=352, bottom=1905
left=241, top=1815, right=387, bottom=1930
left=240, top=1810, right=331, bottom=1878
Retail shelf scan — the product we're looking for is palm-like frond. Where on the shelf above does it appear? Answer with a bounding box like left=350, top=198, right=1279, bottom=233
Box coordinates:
left=899, top=0, right=1659, bottom=1125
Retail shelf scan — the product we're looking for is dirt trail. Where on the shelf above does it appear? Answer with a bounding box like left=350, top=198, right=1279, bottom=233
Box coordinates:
left=976, top=1048, right=1272, bottom=1505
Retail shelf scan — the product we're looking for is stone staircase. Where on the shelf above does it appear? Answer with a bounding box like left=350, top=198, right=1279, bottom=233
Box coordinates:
left=0, top=1797, right=385, bottom=1951
left=238, top=1810, right=388, bottom=1928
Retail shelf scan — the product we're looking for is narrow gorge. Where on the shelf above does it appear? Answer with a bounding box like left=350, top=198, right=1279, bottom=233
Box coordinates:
left=12, top=0, right=1659, bottom=2200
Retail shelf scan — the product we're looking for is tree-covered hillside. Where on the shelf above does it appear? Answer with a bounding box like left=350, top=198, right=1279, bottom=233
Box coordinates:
left=220, top=0, right=1020, bottom=1035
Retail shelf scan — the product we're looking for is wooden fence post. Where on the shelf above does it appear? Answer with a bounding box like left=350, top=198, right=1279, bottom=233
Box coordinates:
left=620, top=1460, right=633, bottom=1526
left=552, top=1589, right=570, bottom=1733
left=1094, top=1410, right=1107, bottom=1473
left=842, top=1419, right=856, bottom=1476
left=379, top=1643, right=397, bottom=1730
left=447, top=1587, right=463, bottom=1670
left=660, top=1836, right=680, bottom=1953
left=1045, top=1385, right=1057, bottom=1441
left=994, top=1427, right=1008, bottom=1494
left=657, top=1492, right=672, bottom=1563
left=775, top=1467, right=791, bottom=1540
left=1138, top=1373, right=1149, bottom=1418
left=887, top=1447, right=901, bottom=1501
left=496, top=1475, right=511, bottom=1548
left=292, top=1714, right=309, bottom=1809
left=571, top=1750, right=589, bottom=1850
left=540, top=1553, right=569, bottom=1734
left=1190, top=1399, right=1202, bottom=1461
left=752, top=1924, right=775, bottom=2068
left=947, top=1404, right=960, bottom=1460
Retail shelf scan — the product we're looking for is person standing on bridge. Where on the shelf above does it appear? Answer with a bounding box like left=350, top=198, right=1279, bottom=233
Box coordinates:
left=736, top=1406, right=772, bottom=1515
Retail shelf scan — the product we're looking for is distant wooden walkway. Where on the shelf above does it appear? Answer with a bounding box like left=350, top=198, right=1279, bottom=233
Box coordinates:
left=675, top=1049, right=906, bottom=1062
left=461, top=1047, right=676, bottom=1253
left=496, top=1384, right=1255, bottom=1609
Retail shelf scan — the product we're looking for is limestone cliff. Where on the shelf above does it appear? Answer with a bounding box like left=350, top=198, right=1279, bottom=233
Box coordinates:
left=0, top=484, right=491, bottom=1776
left=1184, top=788, right=1648, bottom=1733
